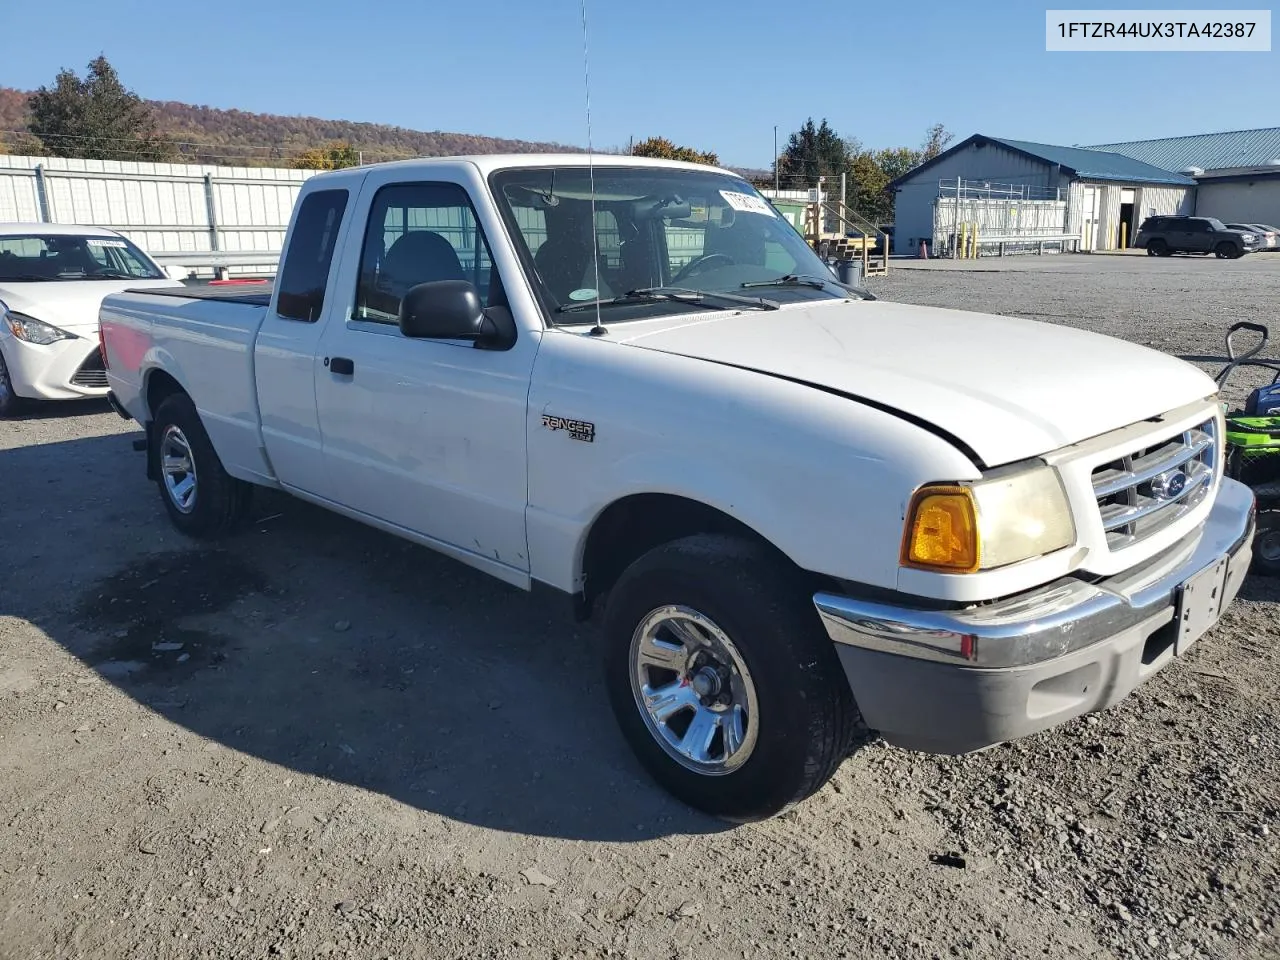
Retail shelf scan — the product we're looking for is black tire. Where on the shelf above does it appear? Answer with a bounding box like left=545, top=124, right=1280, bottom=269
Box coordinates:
left=1215, top=242, right=1240, bottom=259
left=601, top=533, right=864, bottom=822
left=1251, top=508, right=1280, bottom=578
left=1148, top=238, right=1169, bottom=257
left=0, top=347, right=24, bottom=417
left=151, top=392, right=252, bottom=538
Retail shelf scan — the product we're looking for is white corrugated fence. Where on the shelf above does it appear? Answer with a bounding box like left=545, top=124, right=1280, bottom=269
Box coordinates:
left=0, top=154, right=319, bottom=276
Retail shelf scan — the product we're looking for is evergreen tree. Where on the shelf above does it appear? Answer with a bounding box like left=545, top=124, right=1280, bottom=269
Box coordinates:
left=28, top=56, right=175, bottom=161
left=777, top=118, right=852, bottom=184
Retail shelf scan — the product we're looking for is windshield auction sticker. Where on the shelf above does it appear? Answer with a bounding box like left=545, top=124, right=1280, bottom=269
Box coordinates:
left=719, top=191, right=777, bottom=217
left=1046, top=9, right=1271, bottom=50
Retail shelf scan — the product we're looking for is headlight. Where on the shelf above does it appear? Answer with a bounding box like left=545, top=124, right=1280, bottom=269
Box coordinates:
left=901, top=465, right=1076, bottom=573
left=3, top=311, right=77, bottom=345
left=1241, top=234, right=1256, bottom=241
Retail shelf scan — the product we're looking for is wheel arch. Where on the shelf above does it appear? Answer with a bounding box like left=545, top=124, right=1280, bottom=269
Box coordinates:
left=143, top=368, right=190, bottom=480
left=576, top=492, right=815, bottom=619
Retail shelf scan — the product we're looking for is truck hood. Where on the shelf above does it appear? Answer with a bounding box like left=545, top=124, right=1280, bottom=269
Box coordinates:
left=606, top=298, right=1217, bottom=466
left=0, top=278, right=182, bottom=334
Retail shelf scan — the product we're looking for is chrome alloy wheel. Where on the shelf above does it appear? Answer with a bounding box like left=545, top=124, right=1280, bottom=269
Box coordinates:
left=160, top=424, right=198, bottom=514
left=628, top=605, right=760, bottom=775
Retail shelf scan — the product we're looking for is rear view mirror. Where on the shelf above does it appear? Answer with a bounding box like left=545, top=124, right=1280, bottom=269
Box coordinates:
left=399, top=280, right=488, bottom=340
left=631, top=195, right=692, bottom=221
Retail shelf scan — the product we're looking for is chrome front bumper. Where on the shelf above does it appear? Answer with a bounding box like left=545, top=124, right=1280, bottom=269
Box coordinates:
left=813, top=477, right=1256, bottom=754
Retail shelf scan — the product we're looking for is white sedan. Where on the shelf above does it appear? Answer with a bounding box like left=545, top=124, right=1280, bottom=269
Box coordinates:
left=0, top=223, right=185, bottom=416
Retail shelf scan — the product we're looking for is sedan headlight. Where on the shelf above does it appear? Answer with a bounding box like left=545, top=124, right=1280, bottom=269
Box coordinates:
left=3, top=310, right=77, bottom=345
left=901, top=465, right=1076, bottom=573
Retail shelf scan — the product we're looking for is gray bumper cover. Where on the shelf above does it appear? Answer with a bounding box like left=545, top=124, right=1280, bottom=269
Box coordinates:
left=813, top=477, right=1256, bottom=754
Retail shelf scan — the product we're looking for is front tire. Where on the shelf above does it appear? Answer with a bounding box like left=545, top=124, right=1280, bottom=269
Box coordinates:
left=1148, top=238, right=1169, bottom=257
left=602, top=534, right=864, bottom=822
left=1252, top=508, right=1280, bottom=578
left=0, top=347, right=23, bottom=417
left=1215, top=242, right=1241, bottom=259
left=152, top=392, right=252, bottom=538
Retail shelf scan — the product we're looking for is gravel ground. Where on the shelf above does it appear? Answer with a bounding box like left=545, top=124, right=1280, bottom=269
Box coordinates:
left=2, top=252, right=1279, bottom=960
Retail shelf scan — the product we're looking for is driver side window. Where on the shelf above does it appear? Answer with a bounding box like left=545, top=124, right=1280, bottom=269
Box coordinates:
left=354, top=182, right=499, bottom=325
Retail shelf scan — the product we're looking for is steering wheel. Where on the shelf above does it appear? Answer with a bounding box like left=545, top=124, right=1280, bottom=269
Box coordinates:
left=672, top=252, right=735, bottom=285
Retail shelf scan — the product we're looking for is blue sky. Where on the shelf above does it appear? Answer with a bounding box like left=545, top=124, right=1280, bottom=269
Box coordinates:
left=2, top=0, right=1276, bottom=168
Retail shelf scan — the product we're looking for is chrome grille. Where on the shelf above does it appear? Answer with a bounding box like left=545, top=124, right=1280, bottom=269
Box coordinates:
left=71, top=352, right=108, bottom=389
left=1091, top=418, right=1217, bottom=550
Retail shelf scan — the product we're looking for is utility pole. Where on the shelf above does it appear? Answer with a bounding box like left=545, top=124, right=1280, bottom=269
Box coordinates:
left=773, top=125, right=779, bottom=192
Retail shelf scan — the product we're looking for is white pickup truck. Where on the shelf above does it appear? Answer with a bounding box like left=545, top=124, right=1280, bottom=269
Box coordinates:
left=100, top=154, right=1255, bottom=822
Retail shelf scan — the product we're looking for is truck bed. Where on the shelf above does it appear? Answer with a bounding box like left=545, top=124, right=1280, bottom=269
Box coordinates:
left=102, top=283, right=277, bottom=487
left=131, top=282, right=274, bottom=306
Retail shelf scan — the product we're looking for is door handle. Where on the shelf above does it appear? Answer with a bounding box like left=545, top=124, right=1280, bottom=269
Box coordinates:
left=325, top=356, right=355, bottom=376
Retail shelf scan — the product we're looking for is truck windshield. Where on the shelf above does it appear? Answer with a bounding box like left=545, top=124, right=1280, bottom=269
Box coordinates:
left=488, top=165, right=869, bottom=323
left=0, top=234, right=165, bottom=282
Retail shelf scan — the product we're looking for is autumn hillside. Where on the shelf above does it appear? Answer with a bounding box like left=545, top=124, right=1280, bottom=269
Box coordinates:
left=0, top=87, right=584, bottom=166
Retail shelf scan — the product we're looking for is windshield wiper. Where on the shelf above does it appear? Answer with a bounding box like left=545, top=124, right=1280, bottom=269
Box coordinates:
left=741, top=274, right=830, bottom=290
left=557, top=286, right=779, bottom=314
left=741, top=274, right=875, bottom=300
left=1, top=274, right=58, bottom=282
left=85, top=271, right=148, bottom=280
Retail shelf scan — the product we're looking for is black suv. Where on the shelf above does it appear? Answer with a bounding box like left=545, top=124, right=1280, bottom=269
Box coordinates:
left=1134, top=216, right=1261, bottom=259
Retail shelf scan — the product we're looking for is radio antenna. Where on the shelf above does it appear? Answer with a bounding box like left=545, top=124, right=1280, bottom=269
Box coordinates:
left=579, top=0, right=607, bottom=336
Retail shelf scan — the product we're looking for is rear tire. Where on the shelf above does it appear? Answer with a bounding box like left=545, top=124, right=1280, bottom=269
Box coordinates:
left=601, top=533, right=864, bottom=822
left=1252, top=508, right=1280, bottom=578
left=1148, top=238, right=1169, bottom=257
left=152, top=392, right=252, bottom=538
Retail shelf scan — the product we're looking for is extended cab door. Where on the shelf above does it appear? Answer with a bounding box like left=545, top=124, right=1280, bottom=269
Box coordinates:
left=255, top=186, right=354, bottom=500
left=311, top=169, right=538, bottom=576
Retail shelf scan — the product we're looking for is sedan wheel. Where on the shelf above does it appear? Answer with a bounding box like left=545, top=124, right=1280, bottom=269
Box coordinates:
left=0, top=348, right=21, bottom=417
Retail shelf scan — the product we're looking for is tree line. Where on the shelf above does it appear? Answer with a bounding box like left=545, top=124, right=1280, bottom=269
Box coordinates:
left=2, top=56, right=576, bottom=169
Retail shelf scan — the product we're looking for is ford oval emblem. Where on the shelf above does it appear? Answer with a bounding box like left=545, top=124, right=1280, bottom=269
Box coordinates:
left=1151, top=469, right=1188, bottom=501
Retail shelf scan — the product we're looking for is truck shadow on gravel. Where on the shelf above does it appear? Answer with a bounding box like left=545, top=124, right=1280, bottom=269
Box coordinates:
left=4, top=434, right=730, bottom=843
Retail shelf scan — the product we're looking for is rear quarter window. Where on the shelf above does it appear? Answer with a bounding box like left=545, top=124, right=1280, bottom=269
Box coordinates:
left=275, top=189, right=350, bottom=322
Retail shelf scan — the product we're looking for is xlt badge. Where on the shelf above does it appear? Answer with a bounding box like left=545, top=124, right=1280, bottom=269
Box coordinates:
left=542, top=413, right=595, bottom=443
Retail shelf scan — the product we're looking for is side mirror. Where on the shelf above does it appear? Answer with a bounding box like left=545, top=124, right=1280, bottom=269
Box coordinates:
left=164, top=264, right=189, bottom=281
left=399, top=280, right=487, bottom=340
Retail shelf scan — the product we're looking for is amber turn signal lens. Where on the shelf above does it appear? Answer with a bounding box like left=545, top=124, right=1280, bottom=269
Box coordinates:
left=901, top=486, right=980, bottom=572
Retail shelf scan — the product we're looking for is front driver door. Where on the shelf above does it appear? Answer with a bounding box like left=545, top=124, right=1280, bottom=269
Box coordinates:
left=312, top=173, right=538, bottom=575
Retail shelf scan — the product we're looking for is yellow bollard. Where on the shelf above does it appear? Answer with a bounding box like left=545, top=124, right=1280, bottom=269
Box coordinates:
left=1121, top=222, right=1128, bottom=250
